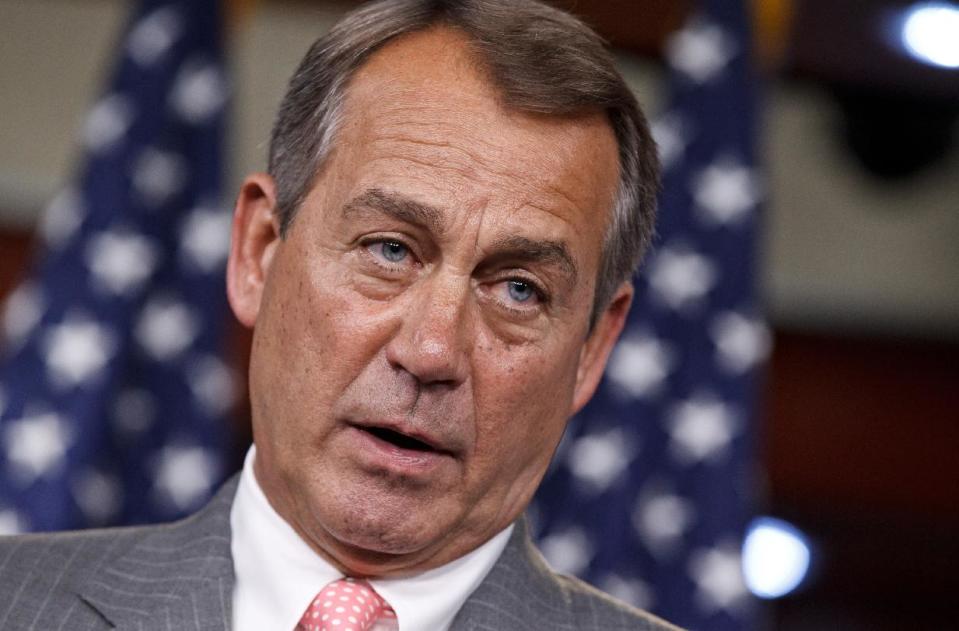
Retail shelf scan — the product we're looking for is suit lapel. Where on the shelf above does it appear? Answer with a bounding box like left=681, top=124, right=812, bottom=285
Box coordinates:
left=77, top=476, right=239, bottom=631
left=450, top=516, right=573, bottom=631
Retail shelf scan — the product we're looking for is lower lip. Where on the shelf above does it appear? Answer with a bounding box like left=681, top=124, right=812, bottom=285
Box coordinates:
left=346, top=425, right=453, bottom=475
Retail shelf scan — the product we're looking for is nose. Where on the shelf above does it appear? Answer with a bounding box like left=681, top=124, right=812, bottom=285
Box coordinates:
left=384, top=278, right=471, bottom=388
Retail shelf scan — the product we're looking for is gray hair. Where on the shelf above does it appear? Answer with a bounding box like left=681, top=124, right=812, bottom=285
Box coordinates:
left=268, top=0, right=659, bottom=320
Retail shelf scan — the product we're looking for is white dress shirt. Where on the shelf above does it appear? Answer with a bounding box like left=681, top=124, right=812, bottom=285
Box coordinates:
left=231, top=447, right=513, bottom=631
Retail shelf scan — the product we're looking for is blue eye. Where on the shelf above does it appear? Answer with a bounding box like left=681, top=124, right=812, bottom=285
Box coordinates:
left=507, top=280, right=536, bottom=303
left=378, top=241, right=408, bottom=263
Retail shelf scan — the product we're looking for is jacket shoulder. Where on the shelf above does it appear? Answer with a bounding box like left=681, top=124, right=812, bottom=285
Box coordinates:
left=453, top=518, right=685, bottom=631
left=0, top=522, right=159, bottom=579
left=0, top=476, right=238, bottom=629
left=0, top=524, right=164, bottom=628
left=553, top=572, right=683, bottom=631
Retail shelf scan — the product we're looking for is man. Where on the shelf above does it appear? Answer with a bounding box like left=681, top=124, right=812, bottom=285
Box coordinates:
left=0, top=1, right=678, bottom=629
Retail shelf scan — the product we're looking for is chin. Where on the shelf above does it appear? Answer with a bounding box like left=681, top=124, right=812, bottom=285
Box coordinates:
left=314, top=486, right=450, bottom=559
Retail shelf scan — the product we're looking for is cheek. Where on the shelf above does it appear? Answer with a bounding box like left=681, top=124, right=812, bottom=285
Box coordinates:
left=251, top=254, right=391, bottom=442
left=471, top=337, right=581, bottom=467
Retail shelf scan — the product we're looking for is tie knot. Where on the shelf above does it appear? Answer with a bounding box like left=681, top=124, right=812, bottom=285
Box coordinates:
left=296, top=578, right=396, bottom=631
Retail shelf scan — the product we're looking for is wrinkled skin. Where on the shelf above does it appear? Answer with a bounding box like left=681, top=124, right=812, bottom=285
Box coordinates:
left=227, top=27, right=633, bottom=577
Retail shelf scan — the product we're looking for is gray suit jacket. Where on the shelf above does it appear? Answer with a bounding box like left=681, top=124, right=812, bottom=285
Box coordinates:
left=0, top=477, right=680, bottom=630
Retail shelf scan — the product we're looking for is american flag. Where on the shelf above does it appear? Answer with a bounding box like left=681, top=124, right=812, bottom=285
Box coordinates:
left=0, top=0, right=233, bottom=533
left=533, top=1, right=766, bottom=629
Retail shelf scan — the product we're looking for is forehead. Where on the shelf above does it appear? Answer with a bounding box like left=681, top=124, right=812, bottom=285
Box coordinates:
left=320, top=27, right=620, bottom=264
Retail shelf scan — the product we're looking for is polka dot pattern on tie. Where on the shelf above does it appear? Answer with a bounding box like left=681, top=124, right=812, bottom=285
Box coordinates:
left=296, top=577, right=396, bottom=631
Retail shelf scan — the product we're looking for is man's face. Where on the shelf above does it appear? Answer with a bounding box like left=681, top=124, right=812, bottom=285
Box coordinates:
left=229, top=27, right=629, bottom=575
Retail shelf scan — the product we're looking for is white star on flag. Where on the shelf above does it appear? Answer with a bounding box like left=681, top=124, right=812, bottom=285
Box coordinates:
left=539, top=527, right=594, bottom=576
left=127, top=6, right=183, bottom=67
left=170, top=58, right=228, bottom=125
left=599, top=574, right=655, bottom=610
left=85, top=231, right=159, bottom=296
left=692, top=157, right=762, bottom=226
left=82, top=94, right=135, bottom=154
left=40, top=189, right=85, bottom=249
left=41, top=315, right=116, bottom=388
left=607, top=334, right=676, bottom=398
left=688, top=542, right=749, bottom=613
left=179, top=206, right=233, bottom=273
left=186, top=355, right=235, bottom=416
left=3, top=282, right=45, bottom=350
left=72, top=469, right=122, bottom=524
left=111, top=387, right=158, bottom=436
left=135, top=297, right=200, bottom=362
left=666, top=20, right=736, bottom=83
left=667, top=394, right=739, bottom=465
left=0, top=509, right=27, bottom=535
left=646, top=245, right=718, bottom=312
left=3, top=411, right=70, bottom=483
left=710, top=311, right=771, bottom=375
left=652, top=113, right=691, bottom=171
left=132, top=148, right=188, bottom=208
left=152, top=445, right=218, bottom=511
left=633, top=483, right=696, bottom=556
left=567, top=428, right=636, bottom=493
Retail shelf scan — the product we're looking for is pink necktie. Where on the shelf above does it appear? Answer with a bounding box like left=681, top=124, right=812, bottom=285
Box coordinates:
left=296, top=577, right=397, bottom=631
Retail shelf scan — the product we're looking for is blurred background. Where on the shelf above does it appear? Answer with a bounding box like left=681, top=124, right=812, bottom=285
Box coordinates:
left=0, top=0, right=956, bottom=629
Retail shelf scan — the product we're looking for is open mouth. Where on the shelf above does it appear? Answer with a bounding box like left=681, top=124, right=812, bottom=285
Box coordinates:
left=362, top=425, right=437, bottom=452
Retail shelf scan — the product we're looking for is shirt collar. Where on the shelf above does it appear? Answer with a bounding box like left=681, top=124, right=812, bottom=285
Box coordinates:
left=230, top=445, right=513, bottom=631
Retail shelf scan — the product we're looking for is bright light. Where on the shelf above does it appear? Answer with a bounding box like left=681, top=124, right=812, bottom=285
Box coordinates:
left=742, top=516, right=812, bottom=599
left=901, top=2, right=959, bottom=69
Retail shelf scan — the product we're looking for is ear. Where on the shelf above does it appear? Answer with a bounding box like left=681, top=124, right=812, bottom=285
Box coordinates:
left=227, top=173, right=282, bottom=328
left=571, top=281, right=634, bottom=414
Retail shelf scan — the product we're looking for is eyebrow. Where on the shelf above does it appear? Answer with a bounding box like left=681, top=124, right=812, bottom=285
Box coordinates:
left=485, top=235, right=579, bottom=287
left=342, top=187, right=579, bottom=285
left=342, top=188, right=445, bottom=236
